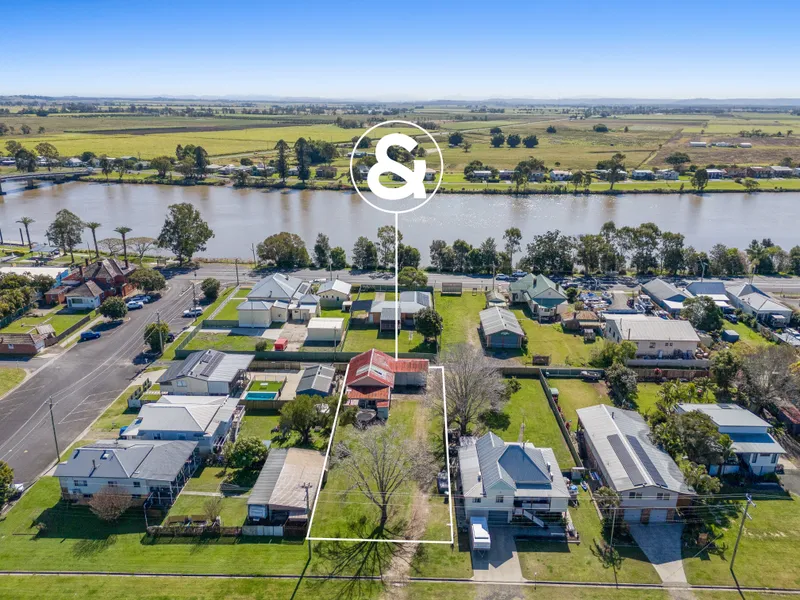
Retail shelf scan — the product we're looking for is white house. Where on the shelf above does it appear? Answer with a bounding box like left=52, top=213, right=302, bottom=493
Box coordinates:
left=770, top=165, right=794, bottom=178
left=739, top=142, right=752, bottom=148
left=725, top=283, right=792, bottom=325
left=65, top=281, right=104, bottom=310
left=642, top=278, right=692, bottom=316
left=498, top=169, right=516, bottom=180
left=549, top=170, right=572, bottom=181
left=64, top=157, right=84, bottom=167
left=459, top=432, right=570, bottom=526
left=656, top=169, right=679, bottom=180
left=158, top=350, right=254, bottom=396
left=471, top=170, right=493, bottom=180
left=577, top=405, right=695, bottom=523
left=604, top=316, right=700, bottom=359
left=706, top=169, right=726, bottom=179
left=366, top=291, right=432, bottom=330
left=675, top=403, right=786, bottom=475
left=305, top=317, right=344, bottom=343
left=632, top=169, right=655, bottom=180
left=508, top=274, right=568, bottom=322
left=317, top=279, right=352, bottom=308
left=689, top=141, right=707, bottom=148
left=237, top=273, right=320, bottom=327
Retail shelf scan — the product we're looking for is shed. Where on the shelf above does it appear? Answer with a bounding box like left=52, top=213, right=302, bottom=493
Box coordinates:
left=721, top=329, right=740, bottom=343
left=479, top=306, right=524, bottom=349
left=306, top=317, right=344, bottom=343
left=296, top=364, right=335, bottom=397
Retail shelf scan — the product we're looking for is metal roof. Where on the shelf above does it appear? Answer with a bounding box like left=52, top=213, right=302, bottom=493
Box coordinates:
left=642, top=278, right=692, bottom=303
left=317, top=279, right=352, bottom=295
left=248, top=273, right=310, bottom=302
left=610, top=317, right=700, bottom=343
left=124, top=396, right=238, bottom=437
left=676, top=403, right=770, bottom=428
left=479, top=306, right=524, bottom=337
left=159, top=350, right=254, bottom=384
left=727, top=432, right=786, bottom=454
left=248, top=448, right=326, bottom=511
left=308, top=317, right=344, bottom=331
left=297, top=364, right=335, bottom=395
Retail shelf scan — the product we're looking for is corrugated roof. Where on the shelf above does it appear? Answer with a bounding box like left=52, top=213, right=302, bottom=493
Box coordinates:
left=676, top=403, right=769, bottom=428
left=643, top=278, right=692, bottom=303
left=248, top=273, right=310, bottom=302
left=297, top=364, right=335, bottom=395
left=479, top=306, right=524, bottom=337
left=611, top=317, right=700, bottom=343
left=158, top=350, right=254, bottom=385
left=318, top=280, right=352, bottom=295
left=248, top=448, right=325, bottom=512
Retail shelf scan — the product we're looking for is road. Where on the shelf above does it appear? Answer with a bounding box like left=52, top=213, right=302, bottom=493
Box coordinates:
left=0, top=272, right=200, bottom=485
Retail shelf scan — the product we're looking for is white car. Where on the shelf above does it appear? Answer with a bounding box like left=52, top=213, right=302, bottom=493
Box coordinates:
left=126, top=300, right=144, bottom=310
left=512, top=270, right=528, bottom=278
left=183, top=307, right=203, bottom=318
left=495, top=274, right=510, bottom=281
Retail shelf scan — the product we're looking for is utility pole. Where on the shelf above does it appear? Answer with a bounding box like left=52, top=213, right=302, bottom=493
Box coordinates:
left=700, top=261, right=708, bottom=282
left=730, top=494, right=755, bottom=575
left=235, top=258, right=240, bottom=286
left=156, top=311, right=164, bottom=355
left=48, top=396, right=61, bottom=462
left=301, top=482, right=313, bottom=561
left=251, top=243, right=257, bottom=266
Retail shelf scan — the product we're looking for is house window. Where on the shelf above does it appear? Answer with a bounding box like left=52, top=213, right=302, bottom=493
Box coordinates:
left=107, top=481, right=118, bottom=487
left=133, top=481, right=141, bottom=488
left=629, top=491, right=642, bottom=499
left=771, top=454, right=778, bottom=464
left=495, top=495, right=504, bottom=504
left=751, top=454, right=758, bottom=464
left=176, top=380, right=188, bottom=388
left=73, top=480, right=87, bottom=487
left=472, top=498, right=481, bottom=504
left=656, top=492, right=670, bottom=501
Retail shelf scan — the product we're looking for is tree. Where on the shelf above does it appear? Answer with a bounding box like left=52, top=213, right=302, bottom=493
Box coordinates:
left=737, top=345, right=800, bottom=410
left=398, top=266, right=428, bottom=287
left=376, top=225, right=400, bottom=268
left=352, top=236, right=377, bottom=270
left=224, top=436, right=267, bottom=469
left=546, top=125, right=557, bottom=134
left=114, top=226, right=132, bottom=267
left=232, top=170, right=250, bottom=187
left=452, top=239, right=471, bottom=272
left=742, top=178, right=760, bottom=192
left=275, top=139, right=289, bottom=182
left=429, top=345, right=507, bottom=435
left=463, top=140, right=473, bottom=153
left=0, top=460, right=14, bottom=506
left=594, top=486, right=620, bottom=521
left=524, top=230, right=574, bottom=274
left=522, top=135, right=539, bottom=148
left=129, top=268, right=166, bottom=293
left=16, top=217, right=34, bottom=249
left=691, top=168, right=709, bottom=192
left=415, top=307, right=443, bottom=341
left=429, top=240, right=448, bottom=271
left=157, top=203, right=214, bottom=265
left=150, top=156, right=172, bottom=178
left=88, top=486, right=133, bottom=522
left=83, top=221, right=101, bottom=258
left=203, top=496, right=223, bottom=524
left=680, top=461, right=721, bottom=496
left=593, top=123, right=609, bottom=132
left=710, top=348, right=740, bottom=394
left=98, top=296, right=128, bottom=320
left=503, top=227, right=522, bottom=270
left=682, top=296, right=723, bottom=332
left=31, top=274, right=55, bottom=295
left=80, top=151, right=96, bottom=163
left=113, top=158, right=126, bottom=182
left=448, top=132, right=464, bottom=146
left=201, top=277, right=221, bottom=301
left=330, top=246, right=347, bottom=270
left=665, top=152, right=690, bottom=172
left=398, top=244, right=421, bottom=269
left=14, top=148, right=37, bottom=173
left=5, top=140, right=23, bottom=155
left=506, top=134, right=521, bottom=148
left=660, top=231, right=685, bottom=274
left=34, top=142, right=59, bottom=171
left=99, top=156, right=113, bottom=181
left=490, top=134, right=505, bottom=148
left=606, top=362, right=638, bottom=405
left=336, top=424, right=434, bottom=528
left=144, top=321, right=171, bottom=353
left=46, top=209, right=83, bottom=263
left=193, top=146, right=209, bottom=178
left=256, top=232, right=310, bottom=268
left=279, top=395, right=321, bottom=445
left=314, top=233, right=331, bottom=268
left=128, top=237, right=157, bottom=264
left=576, top=234, right=605, bottom=274
left=605, top=153, right=626, bottom=191
left=20, top=124, right=31, bottom=135
left=295, top=137, right=310, bottom=181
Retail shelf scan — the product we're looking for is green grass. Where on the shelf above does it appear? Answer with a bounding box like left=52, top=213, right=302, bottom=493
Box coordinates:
left=517, top=489, right=660, bottom=584
left=195, top=286, right=235, bottom=324
left=247, top=380, right=282, bottom=392
left=0, top=307, right=94, bottom=335
left=550, top=379, right=610, bottom=426
left=238, top=409, right=281, bottom=441
left=161, top=330, right=190, bottom=360
left=635, top=382, right=665, bottom=416
left=184, top=331, right=270, bottom=352
left=727, top=320, right=774, bottom=350
left=488, top=379, right=575, bottom=468
left=214, top=297, right=243, bottom=321
left=0, top=367, right=26, bottom=397
left=342, top=326, right=435, bottom=354
left=89, top=385, right=139, bottom=433
left=435, top=290, right=484, bottom=349
left=233, top=287, right=252, bottom=298
left=512, top=309, right=602, bottom=366
left=166, top=494, right=248, bottom=526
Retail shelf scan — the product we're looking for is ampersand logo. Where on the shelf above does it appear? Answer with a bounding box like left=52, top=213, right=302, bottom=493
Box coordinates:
left=349, top=120, right=444, bottom=215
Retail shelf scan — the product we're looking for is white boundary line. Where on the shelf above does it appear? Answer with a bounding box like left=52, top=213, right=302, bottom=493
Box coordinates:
left=306, top=365, right=453, bottom=545
left=394, top=212, right=399, bottom=360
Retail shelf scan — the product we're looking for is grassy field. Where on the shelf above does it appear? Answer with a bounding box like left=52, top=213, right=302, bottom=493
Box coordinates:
left=435, top=290, right=484, bottom=349
left=512, top=308, right=602, bottom=366
left=342, top=325, right=434, bottom=354
left=0, top=307, right=93, bottom=335
left=183, top=331, right=271, bottom=352
left=550, top=379, right=610, bottom=426
left=489, top=379, right=574, bottom=468
left=727, top=320, right=775, bottom=350
left=0, top=367, right=26, bottom=397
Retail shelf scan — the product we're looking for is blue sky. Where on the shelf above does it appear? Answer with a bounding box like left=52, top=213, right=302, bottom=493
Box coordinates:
left=3, top=0, right=799, bottom=99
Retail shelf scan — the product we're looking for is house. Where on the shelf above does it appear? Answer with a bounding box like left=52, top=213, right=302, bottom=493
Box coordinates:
left=305, top=317, right=344, bottom=344
left=770, top=165, right=794, bottom=178
left=739, top=142, right=752, bottom=148
left=549, top=170, right=572, bottom=181
left=424, top=168, right=436, bottom=181
left=632, top=170, right=655, bottom=180
left=746, top=166, right=771, bottom=179
left=561, top=310, right=601, bottom=332
left=317, top=279, right=352, bottom=308
left=508, top=274, right=568, bottom=322
left=479, top=306, right=525, bottom=349
left=528, top=171, right=546, bottom=182
left=315, top=165, right=337, bottom=179
left=604, top=316, right=700, bottom=359
left=688, top=141, right=707, bottom=148
left=656, top=169, right=679, bottom=180
left=287, top=166, right=299, bottom=176
left=366, top=291, right=432, bottom=330
left=158, top=350, right=254, bottom=396
left=296, top=364, right=335, bottom=397
left=712, top=142, right=733, bottom=148
left=725, top=283, right=792, bottom=324
left=62, top=257, right=136, bottom=297
left=776, top=403, right=800, bottom=436
left=675, top=404, right=786, bottom=475
left=355, top=164, right=370, bottom=179
left=237, top=273, right=320, bottom=327
left=65, top=280, right=105, bottom=310
left=64, top=157, right=84, bottom=167
left=794, top=167, right=800, bottom=177
left=122, top=395, right=242, bottom=454
left=685, top=281, right=733, bottom=313
left=470, top=170, right=493, bottom=180
left=705, top=169, right=726, bottom=179
left=247, top=448, right=326, bottom=531
left=459, top=432, right=570, bottom=526
left=258, top=165, right=277, bottom=176
left=577, top=405, right=695, bottom=523
left=0, top=332, right=49, bottom=355
left=498, top=169, right=516, bottom=181
left=344, top=349, right=428, bottom=419
left=641, top=278, right=692, bottom=316
left=54, top=440, right=199, bottom=507
left=44, top=285, right=71, bottom=305
left=485, top=289, right=508, bottom=309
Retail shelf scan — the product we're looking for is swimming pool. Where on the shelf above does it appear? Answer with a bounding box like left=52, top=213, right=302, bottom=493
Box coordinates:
left=245, top=391, right=279, bottom=401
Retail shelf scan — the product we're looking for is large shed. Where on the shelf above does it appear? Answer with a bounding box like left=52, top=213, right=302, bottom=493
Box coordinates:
left=479, top=306, right=525, bottom=349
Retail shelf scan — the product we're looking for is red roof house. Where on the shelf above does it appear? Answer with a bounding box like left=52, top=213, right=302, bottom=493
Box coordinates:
left=61, top=258, right=136, bottom=299
left=345, top=349, right=429, bottom=419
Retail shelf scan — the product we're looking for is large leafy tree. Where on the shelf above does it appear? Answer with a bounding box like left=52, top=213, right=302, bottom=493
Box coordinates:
left=397, top=266, right=427, bottom=287
left=691, top=168, right=709, bottom=191
left=710, top=348, right=740, bottom=394
left=415, top=307, right=443, bottom=341
left=377, top=225, right=401, bottom=268
left=294, top=137, right=310, bottom=182
left=150, top=156, right=172, bottom=178
left=223, top=436, right=267, bottom=469
left=737, top=345, right=800, bottom=410
left=157, top=203, right=215, bottom=265
left=144, top=321, right=170, bottom=353
left=682, top=295, right=723, bottom=332
left=279, top=395, right=324, bottom=445
left=129, top=268, right=167, bottom=293
left=330, top=246, right=347, bottom=270
left=0, top=460, right=14, bottom=506
left=14, top=148, right=37, bottom=173
left=503, top=227, right=522, bottom=271
left=98, top=296, right=128, bottom=320
left=256, top=232, right=310, bottom=268
left=46, top=209, right=83, bottom=263
left=34, top=142, right=59, bottom=171
left=605, top=362, right=638, bottom=405
left=314, top=233, right=331, bottom=268
left=275, top=139, right=289, bottom=182
left=352, top=236, right=377, bottom=270
left=665, top=152, right=690, bottom=172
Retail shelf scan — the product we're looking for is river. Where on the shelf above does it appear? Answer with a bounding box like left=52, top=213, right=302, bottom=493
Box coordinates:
left=0, top=181, right=796, bottom=261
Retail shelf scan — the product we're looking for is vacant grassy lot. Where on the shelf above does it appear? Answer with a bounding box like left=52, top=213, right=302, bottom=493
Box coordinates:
left=183, top=331, right=270, bottom=352
left=0, top=367, right=26, bottom=397
left=512, top=308, right=602, bottom=366
left=550, top=379, right=610, bottom=425
left=342, top=325, right=434, bottom=354
left=435, top=290, right=483, bottom=349
left=489, top=379, right=574, bottom=468
left=237, top=409, right=327, bottom=450
left=517, top=488, right=660, bottom=584
left=0, top=307, right=93, bottom=335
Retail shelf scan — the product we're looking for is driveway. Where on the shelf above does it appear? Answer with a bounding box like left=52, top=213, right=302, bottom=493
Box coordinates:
left=471, top=527, right=524, bottom=582
left=628, top=523, right=687, bottom=584
left=281, top=322, right=307, bottom=351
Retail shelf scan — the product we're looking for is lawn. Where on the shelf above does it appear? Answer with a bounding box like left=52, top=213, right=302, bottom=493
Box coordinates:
left=512, top=308, right=602, bottom=366
left=194, top=286, right=235, bottom=324
left=238, top=409, right=328, bottom=450
left=0, top=367, right=26, bottom=397
left=89, top=385, right=139, bottom=433
left=411, top=506, right=473, bottom=578
left=0, top=307, right=94, bottom=335
left=635, top=382, right=665, bottom=416
left=488, top=378, right=574, bottom=469
left=166, top=494, right=249, bottom=526
left=247, top=380, right=283, bottom=392
left=550, top=379, right=610, bottom=426
left=214, top=296, right=243, bottom=321
left=183, top=331, right=270, bottom=352
left=517, top=489, right=660, bottom=584
left=161, top=330, right=190, bottom=360
left=435, top=290, right=484, bottom=349
left=343, top=325, right=435, bottom=354
left=727, top=320, right=774, bottom=350
left=234, top=286, right=252, bottom=298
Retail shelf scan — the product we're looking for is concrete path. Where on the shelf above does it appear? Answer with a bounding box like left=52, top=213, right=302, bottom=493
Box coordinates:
left=471, top=528, right=524, bottom=582
left=628, top=523, right=687, bottom=584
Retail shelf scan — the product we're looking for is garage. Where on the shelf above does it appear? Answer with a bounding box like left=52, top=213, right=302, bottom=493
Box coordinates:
left=648, top=509, right=668, bottom=523
left=306, top=317, right=344, bottom=343
left=237, top=300, right=273, bottom=328
left=623, top=509, right=641, bottom=523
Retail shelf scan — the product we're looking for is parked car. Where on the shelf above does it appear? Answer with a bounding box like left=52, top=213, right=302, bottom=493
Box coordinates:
left=580, top=370, right=602, bottom=381
left=126, top=300, right=144, bottom=310
left=495, top=274, right=510, bottom=281
left=512, top=270, right=528, bottom=278
left=80, top=330, right=101, bottom=341
left=131, top=294, right=152, bottom=304
left=183, top=307, right=203, bottom=318
left=166, top=332, right=175, bottom=342
left=725, top=313, right=739, bottom=324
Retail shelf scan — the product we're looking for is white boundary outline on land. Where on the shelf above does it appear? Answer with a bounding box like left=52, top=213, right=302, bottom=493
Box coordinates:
left=306, top=365, right=453, bottom=545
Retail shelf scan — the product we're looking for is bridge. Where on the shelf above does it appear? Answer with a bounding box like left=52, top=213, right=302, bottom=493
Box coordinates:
left=0, top=169, right=94, bottom=195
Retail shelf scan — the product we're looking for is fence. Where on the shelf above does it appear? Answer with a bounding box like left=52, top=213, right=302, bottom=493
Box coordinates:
left=202, top=319, right=240, bottom=329
left=146, top=525, right=242, bottom=538
left=51, top=311, right=95, bottom=344
left=539, top=372, right=583, bottom=468
left=241, top=524, right=285, bottom=537
left=626, top=358, right=710, bottom=369
left=0, top=304, right=34, bottom=329
left=126, top=378, right=155, bottom=409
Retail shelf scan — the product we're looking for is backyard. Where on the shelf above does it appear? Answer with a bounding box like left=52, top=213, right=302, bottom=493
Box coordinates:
left=512, top=308, right=602, bottom=366
left=435, top=290, right=483, bottom=349
left=342, top=325, right=434, bottom=354
left=549, top=379, right=610, bottom=426
left=0, top=306, right=94, bottom=335
left=183, top=331, right=271, bottom=353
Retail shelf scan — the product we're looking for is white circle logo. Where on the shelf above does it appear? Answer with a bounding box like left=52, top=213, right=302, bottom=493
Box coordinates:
left=349, top=120, right=444, bottom=215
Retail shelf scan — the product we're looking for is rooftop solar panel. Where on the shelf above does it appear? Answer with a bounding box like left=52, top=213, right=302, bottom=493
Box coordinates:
left=627, top=435, right=667, bottom=488
left=607, top=434, right=647, bottom=487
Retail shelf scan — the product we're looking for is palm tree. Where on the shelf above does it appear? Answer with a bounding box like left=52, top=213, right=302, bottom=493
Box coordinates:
left=84, top=221, right=101, bottom=259
left=16, top=216, right=34, bottom=248
left=114, top=226, right=132, bottom=267
left=745, top=240, right=768, bottom=280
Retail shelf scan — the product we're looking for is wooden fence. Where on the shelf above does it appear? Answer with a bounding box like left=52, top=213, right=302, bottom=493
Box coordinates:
left=539, top=372, right=583, bottom=468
